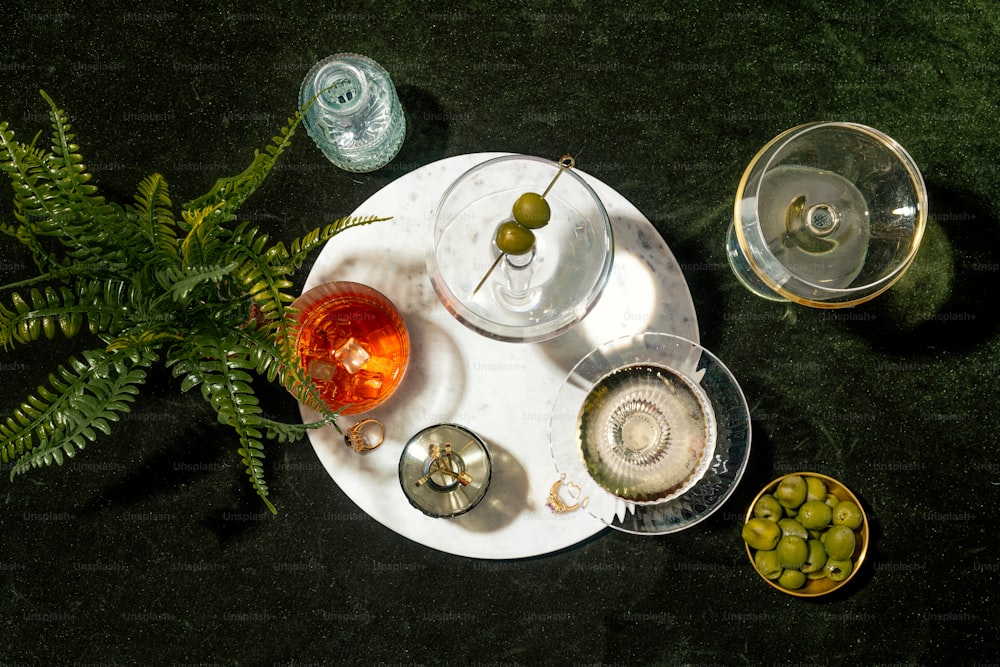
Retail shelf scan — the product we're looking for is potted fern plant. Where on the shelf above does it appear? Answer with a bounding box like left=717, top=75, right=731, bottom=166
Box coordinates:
left=0, top=90, right=384, bottom=513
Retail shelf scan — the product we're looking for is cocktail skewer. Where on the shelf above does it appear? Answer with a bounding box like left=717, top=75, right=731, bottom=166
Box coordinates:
left=471, top=155, right=575, bottom=296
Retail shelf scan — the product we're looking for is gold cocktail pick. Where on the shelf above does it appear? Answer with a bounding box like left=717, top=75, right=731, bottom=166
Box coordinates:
left=414, top=442, right=474, bottom=487
left=471, top=154, right=575, bottom=297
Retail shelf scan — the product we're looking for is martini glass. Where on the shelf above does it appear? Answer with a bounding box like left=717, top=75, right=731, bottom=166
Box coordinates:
left=727, top=122, right=927, bottom=307
left=428, top=154, right=614, bottom=343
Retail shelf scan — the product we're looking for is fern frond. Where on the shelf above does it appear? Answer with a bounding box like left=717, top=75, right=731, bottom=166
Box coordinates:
left=154, top=261, right=240, bottom=304
left=0, top=93, right=143, bottom=271
left=179, top=202, right=226, bottom=267
left=221, top=215, right=387, bottom=350
left=0, top=124, right=67, bottom=271
left=1, top=346, right=157, bottom=475
left=283, top=215, right=388, bottom=272
left=0, top=286, right=84, bottom=345
left=223, top=222, right=297, bottom=341
left=0, top=94, right=392, bottom=513
left=104, top=327, right=183, bottom=352
left=167, top=323, right=276, bottom=513
left=248, top=413, right=336, bottom=444
left=37, top=91, right=141, bottom=267
left=233, top=319, right=341, bottom=428
left=40, top=89, right=101, bottom=207
left=82, top=278, right=133, bottom=334
left=0, top=279, right=132, bottom=349
left=0, top=258, right=127, bottom=293
left=183, top=113, right=302, bottom=221
left=129, top=173, right=179, bottom=264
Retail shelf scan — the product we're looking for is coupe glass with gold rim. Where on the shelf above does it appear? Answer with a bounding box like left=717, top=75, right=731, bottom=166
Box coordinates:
left=726, top=122, right=927, bottom=308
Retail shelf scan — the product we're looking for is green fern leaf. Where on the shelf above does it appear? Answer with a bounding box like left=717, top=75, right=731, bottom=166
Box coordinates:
left=0, top=279, right=132, bottom=349
left=219, top=215, right=386, bottom=353
left=284, top=215, right=387, bottom=271
left=1, top=347, right=157, bottom=473
left=184, top=113, right=302, bottom=220
left=0, top=125, right=67, bottom=271
left=154, top=261, right=240, bottom=303
left=1, top=93, right=146, bottom=272
left=129, top=173, right=179, bottom=263
left=180, top=202, right=227, bottom=267
left=167, top=322, right=279, bottom=512
left=40, top=90, right=98, bottom=200
left=233, top=320, right=340, bottom=428
left=0, top=94, right=390, bottom=513
left=104, top=327, right=183, bottom=353
left=223, top=222, right=297, bottom=340
left=237, top=437, right=275, bottom=514
left=35, top=91, right=139, bottom=267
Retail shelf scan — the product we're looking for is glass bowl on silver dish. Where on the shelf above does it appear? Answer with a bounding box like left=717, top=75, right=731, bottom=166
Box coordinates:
left=549, top=332, right=751, bottom=534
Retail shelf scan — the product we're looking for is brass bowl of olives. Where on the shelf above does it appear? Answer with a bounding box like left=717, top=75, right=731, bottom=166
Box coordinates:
left=742, top=472, right=869, bottom=598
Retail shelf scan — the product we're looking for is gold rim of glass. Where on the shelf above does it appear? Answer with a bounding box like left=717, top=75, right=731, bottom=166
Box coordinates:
left=732, top=122, right=928, bottom=308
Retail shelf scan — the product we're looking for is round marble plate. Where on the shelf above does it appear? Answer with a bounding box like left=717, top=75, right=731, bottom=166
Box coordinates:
left=299, top=153, right=699, bottom=559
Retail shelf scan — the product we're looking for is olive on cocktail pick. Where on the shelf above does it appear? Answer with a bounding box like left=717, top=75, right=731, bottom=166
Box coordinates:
left=472, top=154, right=575, bottom=296
left=512, top=192, right=551, bottom=230
left=495, top=220, right=536, bottom=255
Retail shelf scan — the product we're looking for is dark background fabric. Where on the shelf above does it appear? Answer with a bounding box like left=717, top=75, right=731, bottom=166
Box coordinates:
left=1, top=1, right=996, bottom=664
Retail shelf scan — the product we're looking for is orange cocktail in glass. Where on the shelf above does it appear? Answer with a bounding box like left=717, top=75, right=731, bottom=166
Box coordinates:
left=292, top=282, right=409, bottom=415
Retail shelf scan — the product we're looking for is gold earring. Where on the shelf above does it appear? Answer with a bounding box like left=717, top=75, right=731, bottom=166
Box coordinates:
left=546, top=474, right=588, bottom=513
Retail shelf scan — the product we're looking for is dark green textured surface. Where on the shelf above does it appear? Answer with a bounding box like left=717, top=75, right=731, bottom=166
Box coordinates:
left=1, top=1, right=997, bottom=665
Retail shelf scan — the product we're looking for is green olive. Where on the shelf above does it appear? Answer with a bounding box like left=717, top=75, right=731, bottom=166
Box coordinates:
left=824, top=558, right=853, bottom=582
left=742, top=518, right=781, bottom=551
left=776, top=535, right=808, bottom=570
left=495, top=220, right=536, bottom=255
left=801, top=539, right=828, bottom=574
left=753, top=494, right=783, bottom=522
left=822, top=524, right=856, bottom=560
left=512, top=192, right=551, bottom=229
left=775, top=475, right=807, bottom=509
left=777, top=518, right=809, bottom=540
left=777, top=569, right=806, bottom=590
left=754, top=549, right=783, bottom=580
left=805, top=476, right=827, bottom=502
left=797, top=500, right=833, bottom=530
left=833, top=500, right=864, bottom=530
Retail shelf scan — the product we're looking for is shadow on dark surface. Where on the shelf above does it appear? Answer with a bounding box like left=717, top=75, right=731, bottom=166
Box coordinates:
left=76, top=413, right=233, bottom=516
left=846, top=184, right=1000, bottom=353
left=452, top=440, right=530, bottom=533
left=722, top=396, right=779, bottom=515
left=666, top=233, right=730, bottom=352
left=383, top=84, right=450, bottom=175
left=835, top=487, right=882, bottom=600
left=201, top=486, right=278, bottom=543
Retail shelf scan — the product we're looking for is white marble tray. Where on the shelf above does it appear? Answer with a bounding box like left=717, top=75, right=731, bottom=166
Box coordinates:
left=299, top=153, right=699, bottom=559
